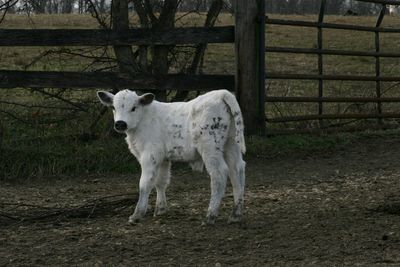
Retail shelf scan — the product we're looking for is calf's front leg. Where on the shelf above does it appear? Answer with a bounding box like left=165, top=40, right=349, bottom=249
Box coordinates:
left=128, top=158, right=158, bottom=224
left=154, top=161, right=171, bottom=217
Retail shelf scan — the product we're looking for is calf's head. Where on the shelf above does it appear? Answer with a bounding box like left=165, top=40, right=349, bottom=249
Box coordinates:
left=97, top=90, right=154, bottom=133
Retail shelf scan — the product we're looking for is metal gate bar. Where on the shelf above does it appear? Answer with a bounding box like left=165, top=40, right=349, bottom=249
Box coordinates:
left=265, top=0, right=400, bottom=131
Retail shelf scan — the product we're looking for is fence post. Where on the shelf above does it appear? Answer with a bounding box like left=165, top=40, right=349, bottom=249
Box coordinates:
left=375, top=4, right=386, bottom=125
left=317, top=0, right=326, bottom=128
left=235, top=0, right=266, bottom=136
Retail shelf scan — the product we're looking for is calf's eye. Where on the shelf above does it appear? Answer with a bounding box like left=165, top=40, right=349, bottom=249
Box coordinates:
left=131, top=106, right=136, bottom=112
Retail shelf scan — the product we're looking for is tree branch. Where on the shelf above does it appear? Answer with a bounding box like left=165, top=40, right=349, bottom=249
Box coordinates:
left=0, top=0, right=18, bottom=24
left=172, top=0, right=223, bottom=101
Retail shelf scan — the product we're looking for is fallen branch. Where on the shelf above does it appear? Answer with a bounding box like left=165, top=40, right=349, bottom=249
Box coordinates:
left=0, top=194, right=137, bottom=225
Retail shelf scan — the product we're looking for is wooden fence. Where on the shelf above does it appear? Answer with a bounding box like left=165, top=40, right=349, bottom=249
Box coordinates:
left=0, top=26, right=235, bottom=90
left=0, top=1, right=266, bottom=135
left=3, top=0, right=400, bottom=135
left=264, top=0, right=400, bottom=134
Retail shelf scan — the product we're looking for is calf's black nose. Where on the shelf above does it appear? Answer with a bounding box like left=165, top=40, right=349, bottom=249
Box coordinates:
left=114, top=120, right=127, bottom=131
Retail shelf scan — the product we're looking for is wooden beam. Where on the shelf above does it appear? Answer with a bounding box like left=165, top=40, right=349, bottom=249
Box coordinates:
left=0, top=26, right=234, bottom=46
left=235, top=0, right=264, bottom=135
left=0, top=70, right=234, bottom=90
left=257, top=0, right=266, bottom=136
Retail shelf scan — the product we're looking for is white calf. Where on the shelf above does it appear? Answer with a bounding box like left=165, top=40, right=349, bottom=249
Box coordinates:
left=97, top=89, right=246, bottom=224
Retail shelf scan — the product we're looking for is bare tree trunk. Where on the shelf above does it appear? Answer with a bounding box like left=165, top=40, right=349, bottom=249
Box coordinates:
left=61, top=0, right=74, bottom=14
left=151, top=0, right=178, bottom=101
left=50, top=0, right=59, bottom=14
left=131, top=0, right=178, bottom=101
left=99, top=0, right=106, bottom=13
left=78, top=0, right=84, bottom=13
left=28, top=0, right=47, bottom=14
left=0, top=0, right=19, bottom=22
left=133, top=1, right=150, bottom=74
left=173, top=0, right=224, bottom=101
left=111, top=0, right=137, bottom=75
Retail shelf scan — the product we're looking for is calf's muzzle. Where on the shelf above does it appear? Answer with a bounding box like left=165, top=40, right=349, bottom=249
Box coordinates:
left=115, top=120, right=128, bottom=131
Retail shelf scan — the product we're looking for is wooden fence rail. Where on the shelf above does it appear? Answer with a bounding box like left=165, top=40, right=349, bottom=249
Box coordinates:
left=0, top=26, right=235, bottom=91
left=0, top=26, right=234, bottom=46
left=0, top=70, right=235, bottom=90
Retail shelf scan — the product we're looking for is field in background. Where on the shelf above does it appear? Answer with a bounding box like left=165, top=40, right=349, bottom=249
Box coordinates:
left=265, top=15, right=400, bottom=131
left=1, top=13, right=400, bottom=178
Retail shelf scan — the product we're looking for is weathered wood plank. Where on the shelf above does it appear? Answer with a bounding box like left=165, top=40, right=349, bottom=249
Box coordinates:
left=235, top=0, right=265, bottom=135
left=0, top=26, right=234, bottom=46
left=0, top=70, right=234, bottom=90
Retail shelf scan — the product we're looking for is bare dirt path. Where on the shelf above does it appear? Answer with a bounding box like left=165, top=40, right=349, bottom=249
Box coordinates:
left=2, top=134, right=400, bottom=266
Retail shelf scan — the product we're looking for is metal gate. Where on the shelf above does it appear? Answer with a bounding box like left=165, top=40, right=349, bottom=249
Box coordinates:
left=264, top=0, right=400, bottom=134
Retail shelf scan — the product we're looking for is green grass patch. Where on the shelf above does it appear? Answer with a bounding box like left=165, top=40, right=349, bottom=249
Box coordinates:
left=0, top=134, right=139, bottom=180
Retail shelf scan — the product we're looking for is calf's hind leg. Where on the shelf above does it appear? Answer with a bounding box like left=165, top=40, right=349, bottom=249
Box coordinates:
left=224, top=140, right=246, bottom=223
left=201, top=150, right=229, bottom=225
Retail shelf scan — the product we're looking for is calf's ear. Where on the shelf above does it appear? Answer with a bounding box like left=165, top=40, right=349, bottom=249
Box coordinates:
left=139, top=93, right=155, bottom=106
left=97, top=91, right=114, bottom=106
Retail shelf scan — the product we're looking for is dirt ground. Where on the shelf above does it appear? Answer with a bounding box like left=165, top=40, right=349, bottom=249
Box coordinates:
left=2, top=134, right=400, bottom=266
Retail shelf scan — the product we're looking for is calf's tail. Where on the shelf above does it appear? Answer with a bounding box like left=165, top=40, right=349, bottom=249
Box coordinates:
left=222, top=91, right=246, bottom=154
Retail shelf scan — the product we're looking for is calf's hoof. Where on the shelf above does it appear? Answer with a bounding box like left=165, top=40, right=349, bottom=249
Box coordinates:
left=153, top=206, right=167, bottom=217
left=229, top=203, right=243, bottom=224
left=228, top=214, right=242, bottom=224
left=203, top=214, right=216, bottom=225
left=128, top=214, right=143, bottom=225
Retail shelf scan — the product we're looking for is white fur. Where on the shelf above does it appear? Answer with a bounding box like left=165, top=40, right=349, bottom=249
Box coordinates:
left=97, top=89, right=246, bottom=224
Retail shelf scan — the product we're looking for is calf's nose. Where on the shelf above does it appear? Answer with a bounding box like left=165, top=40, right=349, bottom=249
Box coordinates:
left=114, top=120, right=127, bottom=131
